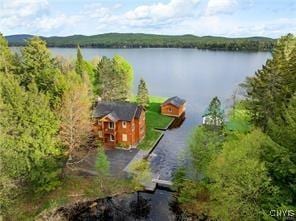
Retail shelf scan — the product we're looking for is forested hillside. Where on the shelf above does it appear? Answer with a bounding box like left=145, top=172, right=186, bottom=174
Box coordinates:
left=6, top=33, right=275, bottom=51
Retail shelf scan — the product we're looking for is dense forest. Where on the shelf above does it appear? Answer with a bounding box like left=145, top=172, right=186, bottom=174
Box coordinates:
left=174, top=34, right=296, bottom=220
left=6, top=33, right=275, bottom=51
left=0, top=33, right=148, bottom=219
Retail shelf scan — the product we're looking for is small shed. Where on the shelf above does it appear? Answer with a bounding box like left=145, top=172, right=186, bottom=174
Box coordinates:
left=161, top=96, right=186, bottom=117
left=202, top=108, right=224, bottom=126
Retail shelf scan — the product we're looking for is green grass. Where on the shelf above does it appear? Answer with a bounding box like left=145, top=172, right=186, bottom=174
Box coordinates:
left=138, top=96, right=174, bottom=150
left=138, top=129, right=163, bottom=150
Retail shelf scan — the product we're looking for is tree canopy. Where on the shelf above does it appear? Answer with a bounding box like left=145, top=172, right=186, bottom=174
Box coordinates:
left=95, top=55, right=134, bottom=101
left=174, top=34, right=296, bottom=220
left=0, top=74, right=62, bottom=195
left=7, top=33, right=275, bottom=51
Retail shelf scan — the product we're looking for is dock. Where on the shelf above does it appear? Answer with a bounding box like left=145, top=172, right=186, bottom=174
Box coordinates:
left=122, top=113, right=184, bottom=191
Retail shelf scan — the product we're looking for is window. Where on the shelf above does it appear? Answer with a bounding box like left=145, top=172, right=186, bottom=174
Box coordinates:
left=168, top=107, right=172, bottom=112
left=122, top=134, right=127, bottom=142
left=122, top=121, right=127, bottom=128
left=110, top=134, right=115, bottom=141
left=98, top=131, right=103, bottom=138
left=109, top=122, right=114, bottom=129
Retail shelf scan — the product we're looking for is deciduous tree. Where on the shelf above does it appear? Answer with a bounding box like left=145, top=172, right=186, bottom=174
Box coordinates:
left=208, top=130, right=277, bottom=221
left=129, top=159, right=151, bottom=190
left=58, top=81, right=91, bottom=162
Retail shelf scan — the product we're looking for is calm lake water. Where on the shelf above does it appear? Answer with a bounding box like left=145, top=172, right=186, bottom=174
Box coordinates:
left=14, top=47, right=270, bottom=220
left=49, top=47, right=271, bottom=181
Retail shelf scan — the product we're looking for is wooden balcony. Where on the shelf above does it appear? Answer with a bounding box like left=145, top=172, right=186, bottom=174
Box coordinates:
left=103, top=128, right=116, bottom=134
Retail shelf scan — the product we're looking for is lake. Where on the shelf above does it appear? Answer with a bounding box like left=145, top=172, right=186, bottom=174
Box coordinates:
left=29, top=48, right=272, bottom=220
left=49, top=47, right=271, bottom=180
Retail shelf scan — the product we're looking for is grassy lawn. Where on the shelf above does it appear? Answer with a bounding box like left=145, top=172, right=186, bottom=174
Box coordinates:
left=8, top=175, right=137, bottom=220
left=138, top=96, right=174, bottom=150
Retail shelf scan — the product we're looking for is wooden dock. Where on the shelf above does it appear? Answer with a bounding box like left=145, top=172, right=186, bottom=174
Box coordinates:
left=152, top=178, right=173, bottom=187
left=141, top=173, right=172, bottom=191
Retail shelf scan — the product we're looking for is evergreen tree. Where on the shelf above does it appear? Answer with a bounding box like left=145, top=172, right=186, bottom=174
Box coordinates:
left=95, top=144, right=110, bottom=177
left=19, top=36, right=65, bottom=106
left=20, top=36, right=55, bottom=87
left=136, top=78, right=150, bottom=108
left=264, top=95, right=296, bottom=205
left=206, top=96, right=224, bottom=126
left=0, top=94, right=18, bottom=213
left=97, top=55, right=134, bottom=101
left=0, top=74, right=62, bottom=193
left=95, top=143, right=110, bottom=190
left=243, top=34, right=296, bottom=130
left=96, top=56, right=113, bottom=99
left=0, top=33, right=14, bottom=74
left=93, top=57, right=103, bottom=96
left=75, top=45, right=84, bottom=77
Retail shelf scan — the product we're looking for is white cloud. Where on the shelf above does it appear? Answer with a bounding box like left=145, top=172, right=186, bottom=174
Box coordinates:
left=0, top=0, right=49, bottom=29
left=230, top=18, right=296, bottom=37
left=32, top=14, right=80, bottom=33
left=0, top=0, right=81, bottom=35
left=123, top=0, right=201, bottom=27
left=82, top=3, right=112, bottom=19
left=204, top=0, right=254, bottom=15
left=205, top=0, right=238, bottom=15
left=0, top=0, right=294, bottom=37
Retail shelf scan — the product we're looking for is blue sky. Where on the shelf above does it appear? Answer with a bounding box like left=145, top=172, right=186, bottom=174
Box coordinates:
left=0, top=0, right=295, bottom=37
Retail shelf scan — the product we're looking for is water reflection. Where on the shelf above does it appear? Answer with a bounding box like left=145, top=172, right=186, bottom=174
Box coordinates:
left=70, top=189, right=183, bottom=221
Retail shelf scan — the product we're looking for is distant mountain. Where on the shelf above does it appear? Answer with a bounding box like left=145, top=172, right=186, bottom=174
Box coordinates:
left=6, top=33, right=275, bottom=51
left=6, top=34, right=35, bottom=46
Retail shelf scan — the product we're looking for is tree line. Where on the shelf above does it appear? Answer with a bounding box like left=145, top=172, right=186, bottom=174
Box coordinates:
left=174, top=34, right=296, bottom=220
left=6, top=33, right=275, bottom=51
left=0, top=33, right=150, bottom=217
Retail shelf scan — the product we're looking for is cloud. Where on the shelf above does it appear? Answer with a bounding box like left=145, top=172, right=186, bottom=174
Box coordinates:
left=0, top=0, right=81, bottom=35
left=0, top=0, right=295, bottom=37
left=123, top=0, right=201, bottom=27
left=204, top=0, right=253, bottom=15
left=32, top=14, right=80, bottom=33
left=205, top=0, right=238, bottom=15
left=0, top=0, right=49, bottom=30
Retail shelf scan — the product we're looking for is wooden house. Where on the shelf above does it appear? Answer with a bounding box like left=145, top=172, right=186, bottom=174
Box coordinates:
left=92, top=102, right=145, bottom=148
left=161, top=96, right=186, bottom=117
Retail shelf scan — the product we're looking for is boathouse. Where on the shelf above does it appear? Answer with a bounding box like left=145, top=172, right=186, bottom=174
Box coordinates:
left=161, top=96, right=186, bottom=117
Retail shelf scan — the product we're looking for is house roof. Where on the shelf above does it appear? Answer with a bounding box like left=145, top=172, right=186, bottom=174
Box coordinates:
left=93, top=102, right=142, bottom=121
left=161, top=96, right=186, bottom=108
